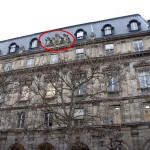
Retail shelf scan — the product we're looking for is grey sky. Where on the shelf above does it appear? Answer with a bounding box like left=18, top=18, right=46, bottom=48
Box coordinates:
left=0, top=0, right=149, bottom=41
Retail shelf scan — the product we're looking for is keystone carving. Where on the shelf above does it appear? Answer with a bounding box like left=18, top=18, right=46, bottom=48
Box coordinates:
left=45, top=34, right=70, bottom=47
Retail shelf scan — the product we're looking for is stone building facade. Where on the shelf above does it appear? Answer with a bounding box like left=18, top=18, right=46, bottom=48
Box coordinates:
left=0, top=14, right=150, bottom=150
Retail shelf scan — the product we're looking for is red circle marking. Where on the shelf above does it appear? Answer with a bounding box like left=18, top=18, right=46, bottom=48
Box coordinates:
left=38, top=29, right=76, bottom=52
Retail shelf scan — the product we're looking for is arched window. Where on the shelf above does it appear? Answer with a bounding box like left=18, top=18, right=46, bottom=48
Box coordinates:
left=74, top=29, right=87, bottom=40
left=8, top=43, right=19, bottom=54
left=29, top=38, right=38, bottom=49
left=127, top=20, right=141, bottom=31
left=101, top=24, right=114, bottom=36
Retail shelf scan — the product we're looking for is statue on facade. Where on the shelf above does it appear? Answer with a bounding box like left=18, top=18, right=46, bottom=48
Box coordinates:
left=63, top=34, right=70, bottom=44
left=45, top=33, right=71, bottom=47
left=90, top=32, right=96, bottom=40
left=45, top=37, right=53, bottom=47
left=52, top=34, right=63, bottom=45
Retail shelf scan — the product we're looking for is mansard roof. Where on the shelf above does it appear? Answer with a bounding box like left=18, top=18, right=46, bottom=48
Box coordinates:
left=0, top=14, right=149, bottom=56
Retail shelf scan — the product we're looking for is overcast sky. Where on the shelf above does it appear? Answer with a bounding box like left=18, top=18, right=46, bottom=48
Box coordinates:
left=0, top=0, right=149, bottom=41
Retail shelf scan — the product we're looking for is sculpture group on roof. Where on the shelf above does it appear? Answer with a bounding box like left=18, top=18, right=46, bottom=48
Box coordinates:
left=45, top=33, right=70, bottom=47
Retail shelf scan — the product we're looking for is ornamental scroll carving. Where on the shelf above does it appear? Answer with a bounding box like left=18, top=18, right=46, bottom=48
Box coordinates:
left=45, top=33, right=70, bottom=47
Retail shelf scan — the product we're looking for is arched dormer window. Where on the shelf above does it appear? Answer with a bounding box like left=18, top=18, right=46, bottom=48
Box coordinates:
left=29, top=38, right=38, bottom=49
left=127, top=20, right=141, bottom=31
left=74, top=29, right=87, bottom=40
left=8, top=43, right=19, bottom=54
left=101, top=24, right=114, bottom=36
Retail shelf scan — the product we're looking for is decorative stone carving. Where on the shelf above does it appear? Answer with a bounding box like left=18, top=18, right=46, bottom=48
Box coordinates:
left=19, top=46, right=25, bottom=53
left=45, top=37, right=53, bottom=47
left=90, top=32, right=96, bottom=40
left=45, top=34, right=70, bottom=47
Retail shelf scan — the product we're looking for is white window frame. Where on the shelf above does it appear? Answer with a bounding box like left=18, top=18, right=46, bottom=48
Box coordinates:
left=50, top=54, right=58, bottom=64
left=74, top=109, right=84, bottom=119
left=131, top=22, right=138, bottom=31
left=107, top=75, right=119, bottom=92
left=17, top=113, right=25, bottom=128
left=104, top=26, right=111, bottom=35
left=138, top=72, right=150, bottom=88
left=44, top=111, right=53, bottom=127
left=10, top=44, right=16, bottom=52
left=31, top=40, right=37, bottom=48
left=133, top=40, right=144, bottom=51
left=105, top=44, right=114, bottom=55
left=109, top=105, right=121, bottom=124
left=27, top=57, right=34, bottom=67
left=77, top=31, right=84, bottom=39
left=76, top=48, right=84, bottom=60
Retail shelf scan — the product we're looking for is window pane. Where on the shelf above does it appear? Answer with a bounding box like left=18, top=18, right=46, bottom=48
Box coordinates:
left=139, top=72, right=147, bottom=88
left=50, top=54, right=58, bottom=64
left=31, top=40, right=37, bottom=48
left=77, top=31, right=84, bottom=39
left=104, top=26, right=111, bottom=35
left=27, top=58, right=34, bottom=67
left=131, top=22, right=138, bottom=30
left=76, top=48, right=84, bottom=54
left=74, top=109, right=84, bottom=119
left=10, top=45, right=16, bottom=52
left=144, top=103, right=150, bottom=121
left=133, top=40, right=143, bottom=51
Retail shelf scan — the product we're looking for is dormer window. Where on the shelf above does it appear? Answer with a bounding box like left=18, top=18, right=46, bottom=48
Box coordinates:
left=104, top=26, right=111, bottom=35
left=127, top=20, right=141, bottom=32
left=131, top=22, right=138, bottom=31
left=101, top=24, right=114, bottom=36
left=30, top=38, right=38, bottom=49
left=77, top=31, right=84, bottom=39
left=74, top=29, right=87, bottom=40
left=8, top=43, right=19, bottom=54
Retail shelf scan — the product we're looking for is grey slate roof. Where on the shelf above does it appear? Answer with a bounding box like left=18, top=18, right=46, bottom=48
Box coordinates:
left=0, top=14, right=149, bottom=56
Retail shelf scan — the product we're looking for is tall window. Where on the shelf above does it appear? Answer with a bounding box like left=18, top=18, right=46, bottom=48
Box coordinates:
left=44, top=111, right=53, bottom=127
left=27, top=58, right=34, bottom=67
left=131, top=22, right=138, bottom=31
left=133, top=40, right=144, bottom=51
left=104, top=26, right=112, bottom=35
left=143, top=102, right=150, bottom=121
left=3, top=62, right=12, bottom=71
left=77, top=31, right=84, bottom=40
left=74, top=80, right=86, bottom=96
left=138, top=72, right=150, bottom=88
left=50, top=54, right=58, bottom=64
left=76, top=48, right=84, bottom=60
left=17, top=113, right=25, bottom=128
left=105, top=44, right=114, bottom=56
left=31, top=40, right=37, bottom=48
left=107, top=75, right=119, bottom=92
left=46, top=83, right=56, bottom=98
left=10, top=44, right=16, bottom=52
left=74, top=109, right=84, bottom=126
left=0, top=91, right=3, bottom=103
left=20, top=86, right=29, bottom=101
left=108, top=105, right=121, bottom=124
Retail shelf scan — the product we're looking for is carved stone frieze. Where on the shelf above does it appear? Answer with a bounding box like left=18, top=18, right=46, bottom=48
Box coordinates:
left=45, top=33, right=70, bottom=47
